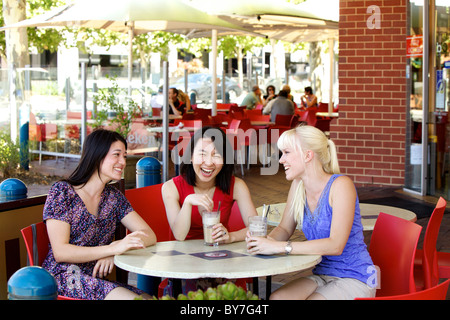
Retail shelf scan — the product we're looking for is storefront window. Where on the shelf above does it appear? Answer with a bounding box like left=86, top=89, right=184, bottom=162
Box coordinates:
left=406, top=0, right=450, bottom=197
left=405, top=0, right=424, bottom=193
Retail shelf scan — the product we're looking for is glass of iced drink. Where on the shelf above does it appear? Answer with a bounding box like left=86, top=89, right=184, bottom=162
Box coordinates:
left=249, top=216, right=267, bottom=237
left=202, top=211, right=221, bottom=246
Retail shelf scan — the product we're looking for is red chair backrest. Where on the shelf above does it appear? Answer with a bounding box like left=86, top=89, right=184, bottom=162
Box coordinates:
left=421, top=197, right=447, bottom=289
left=355, top=279, right=450, bottom=300
left=275, top=114, right=292, bottom=126
left=317, top=103, right=328, bottom=112
left=152, top=108, right=161, bottom=116
left=227, top=119, right=241, bottom=133
left=21, top=222, right=82, bottom=300
left=369, top=212, right=422, bottom=297
left=21, top=222, right=50, bottom=267
left=227, top=202, right=246, bottom=232
left=305, top=110, right=317, bottom=127
left=245, top=109, right=262, bottom=117
left=290, top=114, right=300, bottom=127
left=125, top=184, right=174, bottom=242
left=182, top=113, right=195, bottom=120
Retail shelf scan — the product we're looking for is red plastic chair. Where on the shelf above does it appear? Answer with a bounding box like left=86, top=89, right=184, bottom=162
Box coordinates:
left=274, top=114, right=292, bottom=127
left=125, top=184, right=175, bottom=242
left=414, top=197, right=449, bottom=290
left=125, top=184, right=175, bottom=298
left=20, top=222, right=81, bottom=300
left=355, top=278, right=450, bottom=300
left=369, top=212, right=422, bottom=297
left=245, top=109, right=262, bottom=117
left=236, top=119, right=258, bottom=174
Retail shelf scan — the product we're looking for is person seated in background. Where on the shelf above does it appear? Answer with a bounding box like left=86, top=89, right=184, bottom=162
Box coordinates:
left=168, top=87, right=186, bottom=115
left=240, top=85, right=263, bottom=110
left=300, top=86, right=318, bottom=109
left=177, top=89, right=192, bottom=113
left=150, top=86, right=164, bottom=109
left=262, top=89, right=295, bottom=122
left=282, top=84, right=295, bottom=102
left=263, top=85, right=277, bottom=107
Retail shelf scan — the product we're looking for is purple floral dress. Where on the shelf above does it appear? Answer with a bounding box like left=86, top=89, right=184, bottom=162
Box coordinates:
left=42, top=181, right=145, bottom=300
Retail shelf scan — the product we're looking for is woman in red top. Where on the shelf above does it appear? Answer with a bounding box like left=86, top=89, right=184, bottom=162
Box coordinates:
left=162, top=126, right=257, bottom=243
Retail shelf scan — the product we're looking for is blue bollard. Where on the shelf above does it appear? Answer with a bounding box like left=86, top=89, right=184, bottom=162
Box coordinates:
left=190, top=92, right=196, bottom=106
left=135, top=156, right=161, bottom=295
left=136, top=156, right=161, bottom=188
left=0, top=178, right=27, bottom=202
left=8, top=266, right=58, bottom=300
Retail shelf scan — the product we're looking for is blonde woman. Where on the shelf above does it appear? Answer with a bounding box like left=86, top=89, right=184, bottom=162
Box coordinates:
left=246, top=125, right=376, bottom=300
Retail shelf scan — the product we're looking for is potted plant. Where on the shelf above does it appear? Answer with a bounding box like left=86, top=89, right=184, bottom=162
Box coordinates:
left=92, top=75, right=143, bottom=188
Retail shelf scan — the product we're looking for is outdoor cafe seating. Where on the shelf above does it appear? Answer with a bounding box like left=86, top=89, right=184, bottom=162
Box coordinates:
left=14, top=173, right=450, bottom=300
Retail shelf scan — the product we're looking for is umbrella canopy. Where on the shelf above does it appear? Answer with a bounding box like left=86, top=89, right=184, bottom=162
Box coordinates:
left=1, top=0, right=262, bottom=182
left=1, top=0, right=259, bottom=36
left=186, top=0, right=338, bottom=43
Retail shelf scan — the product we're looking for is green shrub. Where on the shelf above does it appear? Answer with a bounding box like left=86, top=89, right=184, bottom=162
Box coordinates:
left=0, top=132, right=22, bottom=178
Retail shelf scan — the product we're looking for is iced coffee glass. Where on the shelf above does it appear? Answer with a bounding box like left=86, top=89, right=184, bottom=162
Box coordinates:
left=202, top=211, right=220, bottom=246
left=249, top=216, right=268, bottom=237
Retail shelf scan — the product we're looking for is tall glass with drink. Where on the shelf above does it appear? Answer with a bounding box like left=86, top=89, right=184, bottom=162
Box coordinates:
left=202, top=211, right=221, bottom=246
left=249, top=216, right=268, bottom=237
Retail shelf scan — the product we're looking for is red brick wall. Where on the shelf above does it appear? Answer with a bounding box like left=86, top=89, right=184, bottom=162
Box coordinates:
left=334, top=0, right=407, bottom=186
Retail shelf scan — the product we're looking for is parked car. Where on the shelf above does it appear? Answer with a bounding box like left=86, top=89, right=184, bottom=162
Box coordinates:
left=171, top=73, right=242, bottom=103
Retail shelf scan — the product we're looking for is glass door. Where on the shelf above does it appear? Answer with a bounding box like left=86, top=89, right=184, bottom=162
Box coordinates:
left=405, top=0, right=425, bottom=194
left=431, top=1, right=450, bottom=197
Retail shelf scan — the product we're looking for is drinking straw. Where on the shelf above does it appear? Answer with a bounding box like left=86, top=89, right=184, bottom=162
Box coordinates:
left=265, top=205, right=270, bottom=218
left=217, top=201, right=221, bottom=212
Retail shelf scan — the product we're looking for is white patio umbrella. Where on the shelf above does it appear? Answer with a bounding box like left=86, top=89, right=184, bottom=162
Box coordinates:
left=1, top=0, right=261, bottom=181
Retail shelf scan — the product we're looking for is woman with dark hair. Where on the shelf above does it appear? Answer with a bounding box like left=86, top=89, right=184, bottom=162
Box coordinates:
left=263, top=85, right=277, bottom=107
left=162, top=126, right=257, bottom=244
left=42, top=129, right=156, bottom=300
left=301, top=86, right=318, bottom=109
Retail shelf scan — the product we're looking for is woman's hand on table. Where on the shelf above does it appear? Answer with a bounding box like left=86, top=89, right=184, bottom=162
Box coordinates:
left=245, top=231, right=283, bottom=255
left=110, top=230, right=147, bottom=255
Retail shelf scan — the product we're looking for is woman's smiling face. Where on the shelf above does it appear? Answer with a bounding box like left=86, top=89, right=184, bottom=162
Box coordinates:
left=191, top=138, right=224, bottom=183
left=100, top=140, right=127, bottom=182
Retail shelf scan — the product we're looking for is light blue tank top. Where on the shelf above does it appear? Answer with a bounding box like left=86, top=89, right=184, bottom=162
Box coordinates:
left=302, top=174, right=376, bottom=285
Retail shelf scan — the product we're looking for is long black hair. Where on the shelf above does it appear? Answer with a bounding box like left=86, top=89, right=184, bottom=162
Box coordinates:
left=63, top=128, right=127, bottom=186
left=180, top=126, right=234, bottom=194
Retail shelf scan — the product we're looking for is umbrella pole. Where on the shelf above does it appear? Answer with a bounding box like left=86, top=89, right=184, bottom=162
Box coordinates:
left=128, top=22, right=134, bottom=97
left=211, top=29, right=217, bottom=116
left=328, top=38, right=334, bottom=114
left=162, top=61, right=169, bottom=182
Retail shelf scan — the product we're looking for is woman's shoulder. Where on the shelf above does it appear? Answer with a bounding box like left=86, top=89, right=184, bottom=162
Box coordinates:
left=162, top=177, right=181, bottom=197
left=330, top=175, right=355, bottom=194
left=48, top=180, right=75, bottom=196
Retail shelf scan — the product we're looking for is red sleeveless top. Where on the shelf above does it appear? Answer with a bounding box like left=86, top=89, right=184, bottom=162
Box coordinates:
left=172, top=175, right=235, bottom=240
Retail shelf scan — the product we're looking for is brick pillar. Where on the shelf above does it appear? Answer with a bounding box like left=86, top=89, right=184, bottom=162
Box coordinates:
left=335, top=0, right=407, bottom=186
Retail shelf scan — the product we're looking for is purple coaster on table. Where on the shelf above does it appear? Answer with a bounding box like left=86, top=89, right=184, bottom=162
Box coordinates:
left=190, top=250, right=247, bottom=260
left=361, top=215, right=378, bottom=219
left=153, top=250, right=184, bottom=256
